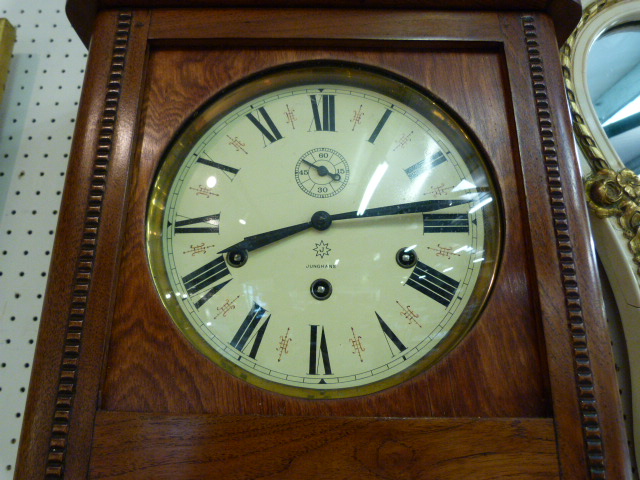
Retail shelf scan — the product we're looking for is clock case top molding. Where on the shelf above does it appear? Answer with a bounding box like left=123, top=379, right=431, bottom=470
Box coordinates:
left=16, top=3, right=632, bottom=479
left=65, top=0, right=583, bottom=47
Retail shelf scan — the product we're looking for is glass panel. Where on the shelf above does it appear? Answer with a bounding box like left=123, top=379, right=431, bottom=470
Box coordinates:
left=587, top=22, right=640, bottom=173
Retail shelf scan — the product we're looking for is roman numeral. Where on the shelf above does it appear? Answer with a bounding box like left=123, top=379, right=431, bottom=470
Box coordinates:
left=175, top=214, right=220, bottom=234
left=182, top=256, right=231, bottom=308
left=376, top=312, right=407, bottom=355
left=404, top=151, right=447, bottom=180
left=423, top=213, right=469, bottom=233
left=230, top=304, right=271, bottom=359
left=406, top=261, right=459, bottom=307
left=309, top=325, right=332, bottom=375
left=246, top=107, right=283, bottom=144
left=368, top=109, right=392, bottom=144
left=196, top=157, right=239, bottom=180
left=309, top=94, right=336, bottom=132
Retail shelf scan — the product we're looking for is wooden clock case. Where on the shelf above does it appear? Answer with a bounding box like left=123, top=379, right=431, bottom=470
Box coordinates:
left=16, top=1, right=633, bottom=478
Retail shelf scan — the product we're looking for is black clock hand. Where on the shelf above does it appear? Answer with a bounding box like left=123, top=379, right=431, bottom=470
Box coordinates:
left=218, top=198, right=477, bottom=255
left=330, top=199, right=472, bottom=221
left=301, top=159, right=341, bottom=181
left=218, top=221, right=312, bottom=254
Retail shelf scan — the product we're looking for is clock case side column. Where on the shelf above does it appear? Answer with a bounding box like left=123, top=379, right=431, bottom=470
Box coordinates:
left=499, top=12, right=632, bottom=480
left=15, top=9, right=151, bottom=479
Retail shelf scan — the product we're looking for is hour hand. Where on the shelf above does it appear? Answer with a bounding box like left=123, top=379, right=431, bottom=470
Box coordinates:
left=218, top=221, right=312, bottom=254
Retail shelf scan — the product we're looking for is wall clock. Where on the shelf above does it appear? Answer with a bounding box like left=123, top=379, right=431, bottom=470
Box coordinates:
left=15, top=1, right=634, bottom=478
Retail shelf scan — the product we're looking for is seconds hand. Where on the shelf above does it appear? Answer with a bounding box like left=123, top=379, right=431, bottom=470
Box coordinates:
left=218, top=198, right=476, bottom=255
left=301, top=159, right=341, bottom=181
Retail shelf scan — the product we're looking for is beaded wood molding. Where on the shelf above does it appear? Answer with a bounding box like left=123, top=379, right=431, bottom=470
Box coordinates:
left=44, top=11, right=133, bottom=478
left=523, top=15, right=606, bottom=479
left=560, top=0, right=640, bottom=276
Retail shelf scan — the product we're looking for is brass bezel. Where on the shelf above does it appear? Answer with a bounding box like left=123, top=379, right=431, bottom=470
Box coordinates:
left=147, top=61, right=503, bottom=399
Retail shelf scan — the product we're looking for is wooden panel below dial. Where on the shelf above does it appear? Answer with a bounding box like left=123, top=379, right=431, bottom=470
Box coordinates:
left=89, top=413, right=559, bottom=479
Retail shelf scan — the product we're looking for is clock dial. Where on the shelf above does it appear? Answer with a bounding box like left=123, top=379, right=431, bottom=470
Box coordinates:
left=147, top=63, right=501, bottom=398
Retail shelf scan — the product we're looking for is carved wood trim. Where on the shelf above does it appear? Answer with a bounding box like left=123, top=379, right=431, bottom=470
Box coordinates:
left=522, top=15, right=606, bottom=480
left=44, top=11, right=133, bottom=478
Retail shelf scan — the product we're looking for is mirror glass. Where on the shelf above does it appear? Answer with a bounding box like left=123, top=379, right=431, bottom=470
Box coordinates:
left=587, top=22, right=640, bottom=173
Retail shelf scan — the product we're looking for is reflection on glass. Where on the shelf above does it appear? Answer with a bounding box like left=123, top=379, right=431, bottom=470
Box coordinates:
left=587, top=22, right=640, bottom=173
left=452, top=179, right=476, bottom=192
left=469, top=196, right=493, bottom=214
left=356, top=162, right=388, bottom=215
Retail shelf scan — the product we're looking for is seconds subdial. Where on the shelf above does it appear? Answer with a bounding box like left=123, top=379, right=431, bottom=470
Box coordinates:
left=294, top=147, right=350, bottom=198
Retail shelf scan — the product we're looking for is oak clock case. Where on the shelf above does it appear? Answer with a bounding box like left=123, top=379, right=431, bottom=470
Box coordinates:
left=146, top=63, right=501, bottom=398
left=16, top=4, right=633, bottom=479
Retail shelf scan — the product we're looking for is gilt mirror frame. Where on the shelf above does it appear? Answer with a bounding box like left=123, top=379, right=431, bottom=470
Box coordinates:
left=561, top=0, right=640, bottom=473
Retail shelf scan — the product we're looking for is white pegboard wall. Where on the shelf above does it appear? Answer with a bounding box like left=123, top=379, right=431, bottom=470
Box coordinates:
left=0, top=1, right=86, bottom=478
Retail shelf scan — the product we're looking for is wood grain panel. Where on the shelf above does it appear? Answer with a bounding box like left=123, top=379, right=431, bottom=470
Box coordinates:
left=100, top=46, right=551, bottom=418
left=148, top=9, right=503, bottom=45
left=89, top=413, right=560, bottom=479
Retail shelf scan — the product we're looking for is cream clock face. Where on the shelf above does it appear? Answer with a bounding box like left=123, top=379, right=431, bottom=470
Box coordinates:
left=147, top=63, right=501, bottom=398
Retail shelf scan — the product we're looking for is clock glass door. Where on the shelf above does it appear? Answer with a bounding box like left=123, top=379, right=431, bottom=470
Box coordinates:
left=147, top=62, right=501, bottom=398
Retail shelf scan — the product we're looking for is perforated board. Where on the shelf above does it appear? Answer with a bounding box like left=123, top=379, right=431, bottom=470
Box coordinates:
left=0, top=1, right=86, bottom=477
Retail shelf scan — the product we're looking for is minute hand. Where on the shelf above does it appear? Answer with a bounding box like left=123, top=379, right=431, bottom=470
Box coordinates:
left=330, top=199, right=473, bottom=221
left=218, top=198, right=474, bottom=255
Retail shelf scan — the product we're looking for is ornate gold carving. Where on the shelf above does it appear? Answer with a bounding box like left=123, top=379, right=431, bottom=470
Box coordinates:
left=586, top=168, right=640, bottom=274
left=560, top=0, right=624, bottom=173
left=560, top=0, right=640, bottom=278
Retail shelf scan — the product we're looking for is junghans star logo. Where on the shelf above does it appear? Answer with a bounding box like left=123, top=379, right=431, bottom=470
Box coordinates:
left=313, top=240, right=331, bottom=259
